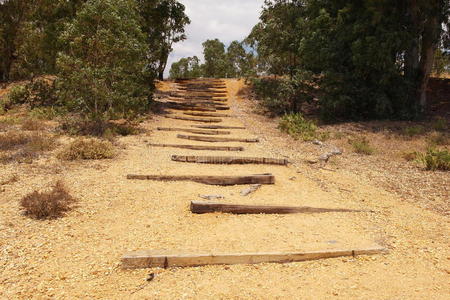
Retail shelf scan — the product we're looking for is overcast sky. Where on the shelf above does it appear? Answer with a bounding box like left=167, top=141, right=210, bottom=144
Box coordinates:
left=165, top=0, right=265, bottom=76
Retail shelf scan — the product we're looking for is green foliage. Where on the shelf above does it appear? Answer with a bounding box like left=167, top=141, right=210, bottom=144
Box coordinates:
left=432, top=117, right=448, bottom=131
left=402, top=125, right=425, bottom=137
left=7, top=85, right=29, bottom=105
left=169, top=56, right=202, bottom=79
left=250, top=77, right=314, bottom=115
left=137, top=0, right=190, bottom=79
left=348, top=137, right=375, bottom=155
left=56, top=0, right=152, bottom=121
left=202, top=39, right=229, bottom=78
left=248, top=0, right=450, bottom=121
left=418, top=148, right=450, bottom=171
left=278, top=113, right=319, bottom=141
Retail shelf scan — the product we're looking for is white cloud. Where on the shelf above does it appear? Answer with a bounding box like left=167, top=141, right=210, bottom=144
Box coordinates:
left=165, top=0, right=265, bottom=77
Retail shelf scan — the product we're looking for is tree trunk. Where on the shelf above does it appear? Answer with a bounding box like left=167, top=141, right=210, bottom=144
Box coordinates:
left=416, top=14, right=439, bottom=111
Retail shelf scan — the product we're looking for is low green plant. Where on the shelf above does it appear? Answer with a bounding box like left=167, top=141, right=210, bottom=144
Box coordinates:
left=417, top=148, right=450, bottom=171
left=427, top=132, right=449, bottom=147
left=278, top=113, right=318, bottom=141
left=29, top=107, right=65, bottom=120
left=402, top=125, right=425, bottom=137
left=348, top=137, right=375, bottom=155
left=58, top=138, right=115, bottom=160
left=432, top=117, right=448, bottom=131
left=7, top=85, right=29, bottom=105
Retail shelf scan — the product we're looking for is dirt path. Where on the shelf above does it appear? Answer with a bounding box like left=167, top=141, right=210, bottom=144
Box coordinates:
left=0, top=79, right=449, bottom=299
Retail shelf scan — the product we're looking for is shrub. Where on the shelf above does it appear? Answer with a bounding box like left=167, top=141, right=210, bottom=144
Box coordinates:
left=402, top=125, right=425, bottom=137
left=58, top=138, right=115, bottom=160
left=278, top=113, right=318, bottom=141
left=348, top=137, right=375, bottom=155
left=432, top=117, right=448, bottom=131
left=24, top=78, right=58, bottom=108
left=427, top=132, right=449, bottom=147
left=418, top=149, right=450, bottom=171
left=0, top=132, right=57, bottom=164
left=21, top=119, right=47, bottom=131
left=7, top=85, right=29, bottom=105
left=20, top=181, right=75, bottom=219
left=0, top=131, right=31, bottom=150
left=250, top=77, right=313, bottom=115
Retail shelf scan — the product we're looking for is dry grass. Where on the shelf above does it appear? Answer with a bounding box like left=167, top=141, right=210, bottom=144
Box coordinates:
left=348, top=136, right=375, bottom=155
left=58, top=138, right=115, bottom=160
left=0, top=174, right=19, bottom=186
left=20, top=180, right=76, bottom=219
left=0, top=131, right=57, bottom=164
left=21, top=118, right=47, bottom=131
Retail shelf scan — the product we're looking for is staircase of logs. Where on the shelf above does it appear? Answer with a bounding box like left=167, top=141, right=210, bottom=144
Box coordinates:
left=123, top=78, right=386, bottom=269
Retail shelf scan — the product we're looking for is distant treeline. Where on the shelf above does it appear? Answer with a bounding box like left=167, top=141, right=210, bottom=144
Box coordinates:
left=169, top=39, right=256, bottom=79
left=171, top=0, right=450, bottom=121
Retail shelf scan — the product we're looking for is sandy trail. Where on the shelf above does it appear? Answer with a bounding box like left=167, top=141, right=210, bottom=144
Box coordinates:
left=0, top=79, right=448, bottom=299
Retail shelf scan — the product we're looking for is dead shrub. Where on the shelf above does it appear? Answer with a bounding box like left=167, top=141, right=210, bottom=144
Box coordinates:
left=20, top=181, right=76, bottom=219
left=58, top=138, right=115, bottom=160
left=0, top=131, right=30, bottom=150
left=21, top=119, right=47, bottom=131
left=0, top=132, right=57, bottom=164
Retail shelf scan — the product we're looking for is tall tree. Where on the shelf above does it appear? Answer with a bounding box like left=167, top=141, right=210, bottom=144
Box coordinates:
left=0, top=0, right=30, bottom=81
left=202, top=39, right=228, bottom=78
left=57, top=0, right=151, bottom=121
left=137, top=0, right=190, bottom=80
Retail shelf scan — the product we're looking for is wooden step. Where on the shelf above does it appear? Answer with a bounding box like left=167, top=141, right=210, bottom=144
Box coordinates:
left=177, top=134, right=259, bottom=143
left=184, top=112, right=231, bottom=117
left=126, top=173, right=275, bottom=185
left=165, top=116, right=222, bottom=123
left=147, top=144, right=244, bottom=151
left=171, top=155, right=288, bottom=165
left=191, top=125, right=246, bottom=129
left=190, top=201, right=365, bottom=214
left=121, top=246, right=387, bottom=269
left=157, top=127, right=231, bottom=135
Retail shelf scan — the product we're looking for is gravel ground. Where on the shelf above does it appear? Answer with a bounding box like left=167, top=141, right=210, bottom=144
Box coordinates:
left=0, top=79, right=448, bottom=299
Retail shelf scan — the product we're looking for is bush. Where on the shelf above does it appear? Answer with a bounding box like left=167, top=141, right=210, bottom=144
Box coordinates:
left=0, top=132, right=57, bottom=164
left=21, top=119, right=47, bottom=131
left=24, top=78, right=59, bottom=108
left=418, top=149, right=450, bottom=171
left=250, top=77, right=313, bottom=115
left=58, top=138, right=115, bottom=160
left=348, top=137, right=375, bottom=155
left=7, top=85, right=29, bottom=105
left=432, top=117, right=448, bottom=131
left=402, top=125, right=425, bottom=137
left=20, top=181, right=75, bottom=219
left=56, top=0, right=152, bottom=122
left=278, top=113, right=319, bottom=141
left=427, top=132, right=449, bottom=147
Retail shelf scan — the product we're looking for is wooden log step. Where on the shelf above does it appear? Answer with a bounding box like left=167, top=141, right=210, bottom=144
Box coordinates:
left=121, top=246, right=387, bottom=269
left=147, top=144, right=244, bottom=151
left=168, top=106, right=217, bottom=112
left=171, top=155, right=288, bottom=165
left=184, top=112, right=231, bottom=117
left=165, top=116, right=222, bottom=123
left=190, top=201, right=365, bottom=214
left=177, top=134, right=259, bottom=143
left=157, top=127, right=231, bottom=135
left=126, top=173, right=275, bottom=185
left=192, top=125, right=246, bottom=129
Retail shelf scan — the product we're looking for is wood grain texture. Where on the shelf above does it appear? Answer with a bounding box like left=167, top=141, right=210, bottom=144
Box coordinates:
left=183, top=112, right=231, bottom=117
left=121, top=246, right=387, bottom=269
left=177, top=134, right=259, bottom=143
left=126, top=174, right=275, bottom=185
left=191, top=125, right=246, bottom=129
left=165, top=116, right=222, bottom=123
left=147, top=144, right=244, bottom=151
left=156, top=127, right=231, bottom=135
left=171, top=155, right=288, bottom=165
left=190, top=201, right=365, bottom=214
